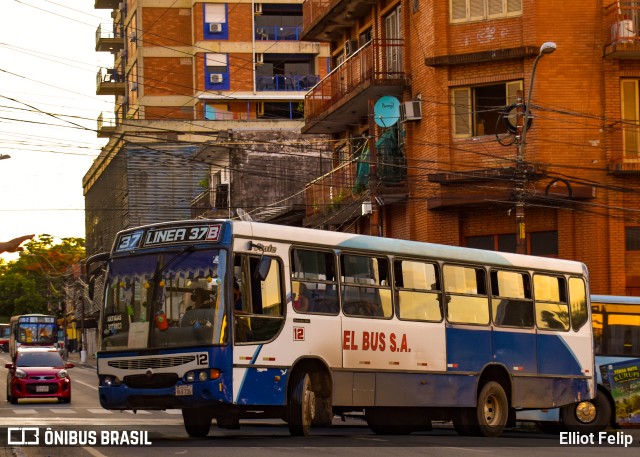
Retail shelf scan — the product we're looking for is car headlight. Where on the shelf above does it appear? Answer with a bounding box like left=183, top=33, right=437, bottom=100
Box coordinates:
left=15, top=369, right=27, bottom=379
left=57, top=369, right=69, bottom=379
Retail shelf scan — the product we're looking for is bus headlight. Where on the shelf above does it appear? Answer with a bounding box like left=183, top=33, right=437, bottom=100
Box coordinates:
left=198, top=371, right=208, bottom=382
left=103, top=375, right=121, bottom=386
left=185, top=371, right=196, bottom=382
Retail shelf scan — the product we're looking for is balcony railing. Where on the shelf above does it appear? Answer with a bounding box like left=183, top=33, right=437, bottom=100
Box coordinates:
left=256, top=74, right=320, bottom=91
left=95, top=23, right=124, bottom=53
left=304, top=39, right=405, bottom=123
left=255, top=25, right=302, bottom=41
left=302, top=0, right=330, bottom=32
left=605, top=1, right=640, bottom=57
left=96, top=68, right=126, bottom=96
left=305, top=159, right=358, bottom=219
left=97, top=112, right=116, bottom=138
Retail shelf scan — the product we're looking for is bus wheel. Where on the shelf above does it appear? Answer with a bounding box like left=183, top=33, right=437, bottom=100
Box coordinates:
left=476, top=381, right=508, bottom=437
left=287, top=370, right=315, bottom=436
left=561, top=390, right=611, bottom=433
left=182, top=408, right=212, bottom=438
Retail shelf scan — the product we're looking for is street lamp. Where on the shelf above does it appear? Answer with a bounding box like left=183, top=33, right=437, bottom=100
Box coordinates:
left=515, top=41, right=557, bottom=254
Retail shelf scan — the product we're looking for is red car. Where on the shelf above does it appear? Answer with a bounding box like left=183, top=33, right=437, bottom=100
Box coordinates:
left=5, top=347, right=74, bottom=404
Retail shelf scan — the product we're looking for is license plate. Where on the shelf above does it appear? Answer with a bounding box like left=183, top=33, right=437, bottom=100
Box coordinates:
left=36, top=385, right=49, bottom=393
left=175, top=385, right=193, bottom=396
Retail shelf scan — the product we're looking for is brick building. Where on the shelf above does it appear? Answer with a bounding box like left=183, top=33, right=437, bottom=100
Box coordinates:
left=301, top=0, right=640, bottom=295
left=86, top=0, right=332, bottom=255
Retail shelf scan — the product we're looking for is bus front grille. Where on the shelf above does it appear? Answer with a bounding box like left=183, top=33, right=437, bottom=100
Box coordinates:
left=107, top=355, right=196, bottom=370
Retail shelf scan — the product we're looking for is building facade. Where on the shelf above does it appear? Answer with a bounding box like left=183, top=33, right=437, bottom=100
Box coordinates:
left=301, top=0, right=640, bottom=295
left=86, top=0, right=332, bottom=254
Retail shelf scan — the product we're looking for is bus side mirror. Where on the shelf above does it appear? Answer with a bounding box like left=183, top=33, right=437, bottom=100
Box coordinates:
left=255, top=256, right=271, bottom=281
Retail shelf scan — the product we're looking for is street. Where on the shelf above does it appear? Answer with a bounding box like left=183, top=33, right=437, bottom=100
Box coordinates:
left=1, top=351, right=639, bottom=457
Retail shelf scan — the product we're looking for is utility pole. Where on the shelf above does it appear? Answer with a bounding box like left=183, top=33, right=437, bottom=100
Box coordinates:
left=514, top=42, right=557, bottom=254
left=368, top=99, right=380, bottom=236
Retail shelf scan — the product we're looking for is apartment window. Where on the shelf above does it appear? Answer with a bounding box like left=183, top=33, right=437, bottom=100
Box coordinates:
left=450, top=0, right=522, bottom=23
left=621, top=80, right=640, bottom=161
left=466, top=234, right=516, bottom=253
left=205, top=53, right=229, bottom=89
left=626, top=227, right=640, bottom=250
left=452, top=81, right=522, bottom=138
left=385, top=6, right=403, bottom=75
left=204, top=4, right=227, bottom=38
left=530, top=231, right=558, bottom=257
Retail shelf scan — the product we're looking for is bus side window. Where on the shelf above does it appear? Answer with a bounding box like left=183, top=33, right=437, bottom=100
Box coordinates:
left=490, top=270, right=533, bottom=327
left=443, top=264, right=489, bottom=325
left=290, top=248, right=339, bottom=314
left=533, top=274, right=569, bottom=331
left=394, top=259, right=442, bottom=322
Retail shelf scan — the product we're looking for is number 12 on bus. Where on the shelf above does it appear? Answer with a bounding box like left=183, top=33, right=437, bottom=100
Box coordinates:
left=93, top=220, right=594, bottom=438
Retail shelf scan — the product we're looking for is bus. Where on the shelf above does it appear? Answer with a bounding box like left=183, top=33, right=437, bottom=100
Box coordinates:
left=9, top=314, right=58, bottom=357
left=93, top=219, right=594, bottom=438
left=518, top=294, right=640, bottom=432
left=0, top=323, right=9, bottom=352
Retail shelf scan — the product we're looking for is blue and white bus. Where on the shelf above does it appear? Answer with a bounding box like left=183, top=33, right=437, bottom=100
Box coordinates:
left=93, top=219, right=594, bottom=438
left=518, top=294, right=640, bottom=432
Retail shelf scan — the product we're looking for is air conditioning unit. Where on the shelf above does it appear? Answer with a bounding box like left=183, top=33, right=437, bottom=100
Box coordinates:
left=254, top=3, right=262, bottom=14
left=344, top=39, right=358, bottom=56
left=255, top=53, right=264, bottom=65
left=209, top=73, right=224, bottom=84
left=209, top=23, right=222, bottom=33
left=400, top=100, right=422, bottom=121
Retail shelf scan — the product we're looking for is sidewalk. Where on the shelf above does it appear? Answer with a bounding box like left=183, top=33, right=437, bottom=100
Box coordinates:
left=65, top=349, right=96, bottom=369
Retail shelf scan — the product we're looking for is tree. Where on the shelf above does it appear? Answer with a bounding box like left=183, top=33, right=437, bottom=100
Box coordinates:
left=0, top=235, right=85, bottom=321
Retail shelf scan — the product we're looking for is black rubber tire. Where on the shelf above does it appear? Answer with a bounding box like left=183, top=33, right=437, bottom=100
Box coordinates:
left=560, top=390, right=612, bottom=433
left=476, top=381, right=509, bottom=437
left=182, top=408, right=212, bottom=438
left=287, top=370, right=314, bottom=436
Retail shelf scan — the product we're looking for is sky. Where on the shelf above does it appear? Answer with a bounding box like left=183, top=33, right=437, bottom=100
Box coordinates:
left=0, top=1, right=113, bottom=260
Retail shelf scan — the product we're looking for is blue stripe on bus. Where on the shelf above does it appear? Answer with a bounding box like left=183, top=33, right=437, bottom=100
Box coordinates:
left=537, top=334, right=583, bottom=376
left=493, top=330, right=537, bottom=373
left=235, top=366, right=289, bottom=406
left=446, top=327, right=492, bottom=372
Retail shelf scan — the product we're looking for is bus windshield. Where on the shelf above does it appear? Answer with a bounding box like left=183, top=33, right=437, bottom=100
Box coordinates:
left=101, top=248, right=228, bottom=350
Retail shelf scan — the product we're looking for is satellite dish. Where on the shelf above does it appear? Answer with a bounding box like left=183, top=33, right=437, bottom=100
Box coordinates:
left=236, top=208, right=253, bottom=222
left=373, top=96, right=400, bottom=128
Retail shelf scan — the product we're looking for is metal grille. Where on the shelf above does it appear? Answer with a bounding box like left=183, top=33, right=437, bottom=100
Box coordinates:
left=108, top=355, right=196, bottom=370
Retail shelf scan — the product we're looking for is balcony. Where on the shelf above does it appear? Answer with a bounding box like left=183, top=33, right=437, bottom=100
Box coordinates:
left=304, top=134, right=408, bottom=226
left=256, top=74, right=320, bottom=91
left=97, top=112, right=116, bottom=138
left=95, top=23, right=124, bottom=53
left=604, top=2, right=640, bottom=58
left=190, top=185, right=229, bottom=219
left=302, top=0, right=375, bottom=41
left=255, top=25, right=303, bottom=41
left=96, top=68, right=126, bottom=96
left=303, top=39, right=406, bottom=134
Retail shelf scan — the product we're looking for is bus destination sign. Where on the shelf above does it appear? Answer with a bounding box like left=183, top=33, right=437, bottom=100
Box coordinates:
left=115, top=224, right=222, bottom=252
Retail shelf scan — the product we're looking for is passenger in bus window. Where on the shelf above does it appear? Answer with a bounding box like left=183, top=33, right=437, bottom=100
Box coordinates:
left=233, top=280, right=243, bottom=311
left=293, top=283, right=310, bottom=312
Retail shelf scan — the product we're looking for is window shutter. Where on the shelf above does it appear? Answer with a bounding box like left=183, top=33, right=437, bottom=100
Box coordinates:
left=506, top=0, right=522, bottom=14
left=452, top=87, right=472, bottom=137
left=505, top=80, right=522, bottom=105
left=487, top=0, right=504, bottom=17
left=469, top=0, right=485, bottom=20
left=450, top=0, right=467, bottom=22
left=621, top=80, right=640, bottom=159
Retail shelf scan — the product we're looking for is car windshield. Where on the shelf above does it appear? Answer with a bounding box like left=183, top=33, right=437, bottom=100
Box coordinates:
left=17, top=352, right=64, bottom=367
left=101, top=248, right=229, bottom=350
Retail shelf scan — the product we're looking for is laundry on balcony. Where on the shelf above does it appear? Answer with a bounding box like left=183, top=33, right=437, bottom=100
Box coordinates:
left=353, top=128, right=405, bottom=193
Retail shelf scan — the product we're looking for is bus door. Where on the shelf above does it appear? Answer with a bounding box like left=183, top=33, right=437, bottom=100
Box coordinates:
left=534, top=275, right=593, bottom=403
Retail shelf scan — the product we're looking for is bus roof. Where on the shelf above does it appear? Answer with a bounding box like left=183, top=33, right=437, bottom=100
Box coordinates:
left=591, top=295, right=640, bottom=305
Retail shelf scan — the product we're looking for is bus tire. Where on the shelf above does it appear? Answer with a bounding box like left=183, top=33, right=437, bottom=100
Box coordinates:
left=287, top=370, right=314, bottom=436
left=182, top=408, right=212, bottom=438
left=560, top=390, right=611, bottom=433
left=476, top=381, right=509, bottom=437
